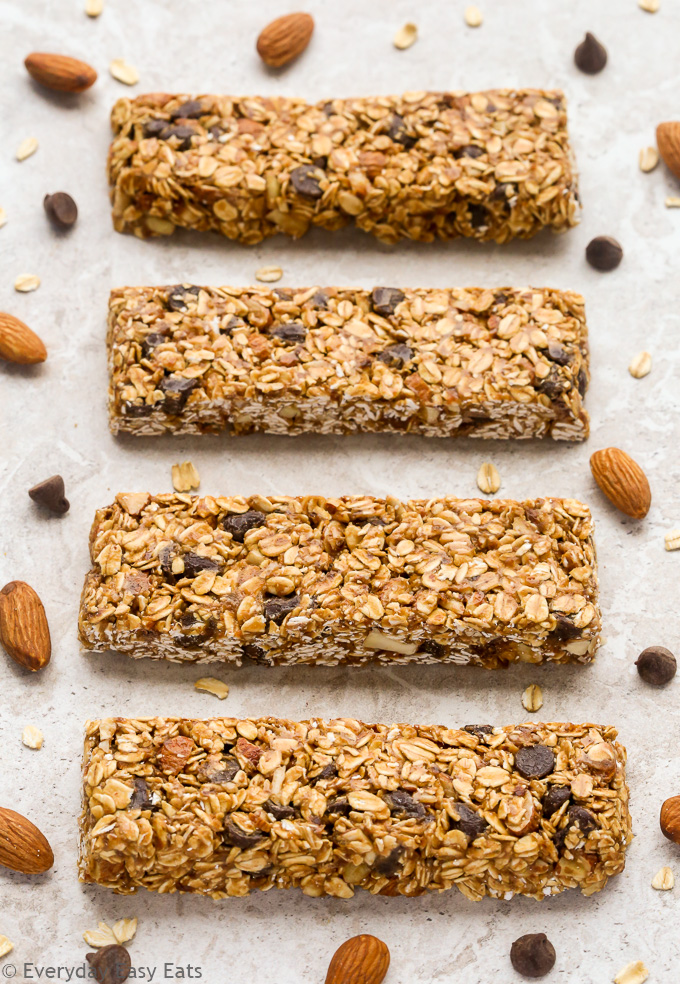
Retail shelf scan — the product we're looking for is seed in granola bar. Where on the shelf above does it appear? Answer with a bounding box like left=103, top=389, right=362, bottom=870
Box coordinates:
left=182, top=552, right=223, bottom=578
left=223, top=819, right=266, bottom=849
left=43, top=192, right=77, bottom=228
left=385, top=789, right=428, bottom=819
left=510, top=933, right=556, bottom=978
left=271, top=322, right=306, bottom=343
left=160, top=374, right=199, bottom=413
left=28, top=474, right=69, bottom=515
left=265, top=800, right=298, bottom=820
left=263, top=594, right=299, bottom=624
left=451, top=802, right=488, bottom=839
left=167, top=284, right=200, bottom=311
left=635, top=646, right=677, bottom=685
left=376, top=343, right=413, bottom=368
left=86, top=944, right=131, bottom=984
left=542, top=786, right=571, bottom=816
left=463, top=724, right=493, bottom=737
left=387, top=113, right=416, bottom=148
left=515, top=745, right=555, bottom=780
left=547, top=341, right=571, bottom=365
left=129, top=777, right=154, bottom=810
left=290, top=164, right=324, bottom=199
left=171, top=99, right=203, bottom=119
left=374, top=846, right=404, bottom=876
left=574, top=33, right=607, bottom=74
left=223, top=510, right=267, bottom=542
left=370, top=287, right=405, bottom=317
left=586, top=235, right=623, bottom=271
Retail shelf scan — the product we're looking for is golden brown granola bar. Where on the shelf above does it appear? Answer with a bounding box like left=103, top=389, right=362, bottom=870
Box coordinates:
left=108, top=285, right=589, bottom=440
left=108, top=89, right=579, bottom=245
left=79, top=717, right=631, bottom=901
left=78, top=494, right=600, bottom=666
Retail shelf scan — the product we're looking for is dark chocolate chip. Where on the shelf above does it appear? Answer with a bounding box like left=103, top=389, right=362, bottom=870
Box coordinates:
left=167, top=284, right=200, bottom=311
left=28, top=474, right=69, bottom=515
left=222, top=315, right=245, bottom=334
left=171, top=99, right=204, bottom=119
left=159, top=544, right=178, bottom=578
left=270, top=322, right=307, bottom=344
left=223, top=820, right=266, bottom=849
left=310, top=290, right=329, bottom=309
left=536, top=368, right=567, bottom=400
left=585, top=235, right=623, bottom=271
left=181, top=552, right=222, bottom=578
left=547, top=342, right=571, bottom=365
left=376, top=343, right=413, bottom=368
left=386, top=789, right=427, bottom=819
left=455, top=144, right=484, bottom=159
left=450, top=802, right=488, bottom=840
left=143, top=118, right=168, bottom=138
left=123, top=401, right=154, bottom=417
left=130, top=777, right=153, bottom=810
left=374, top=846, right=404, bottom=876
left=263, top=594, right=299, bottom=624
left=207, top=757, right=241, bottom=783
left=542, top=786, right=571, bottom=816
left=577, top=367, right=587, bottom=397
left=86, top=944, right=132, bottom=984
left=574, top=33, right=608, bottom=75
left=242, top=643, right=268, bottom=663
left=223, top=510, right=267, bottom=542
left=468, top=203, right=488, bottom=228
left=264, top=800, right=298, bottom=820
left=316, top=763, right=338, bottom=781
left=566, top=804, right=598, bottom=835
left=463, top=724, right=494, bottom=737
left=387, top=113, right=416, bottom=148
left=494, top=292, right=509, bottom=306
left=635, top=646, right=677, bottom=686
left=510, top=934, right=556, bottom=979
left=417, top=640, right=447, bottom=659
left=290, top=164, right=325, bottom=200
left=160, top=373, right=199, bottom=413
left=515, top=745, right=555, bottom=780
left=43, top=192, right=77, bottom=228
left=326, top=796, right=350, bottom=816
left=141, top=332, right=168, bottom=358
left=370, top=287, right=405, bottom=317
left=551, top=614, right=582, bottom=642
left=160, top=124, right=195, bottom=149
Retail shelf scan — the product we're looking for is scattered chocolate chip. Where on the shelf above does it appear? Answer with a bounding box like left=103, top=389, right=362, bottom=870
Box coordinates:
left=463, top=724, right=494, bottom=737
left=450, top=802, right=488, bottom=840
left=181, top=552, right=222, bottom=578
left=515, top=745, right=555, bottom=780
left=143, top=118, right=167, bottom=138
left=386, top=789, right=427, bottom=819
left=455, top=144, right=484, bottom=159
left=86, top=945, right=132, bottom=984
left=122, top=400, right=154, bottom=417
left=417, top=640, right=447, bottom=658
left=387, top=113, right=416, bottom=148
left=290, top=164, right=325, bottom=199
left=376, top=343, right=413, bottom=368
left=326, top=796, right=350, bottom=816
left=566, top=804, right=598, bottom=835
left=223, top=510, right=267, bottom=542
left=271, top=322, right=307, bottom=343
left=316, top=763, right=338, bottom=781
left=635, top=646, right=677, bottom=685
left=468, top=203, right=488, bottom=228
left=370, top=287, right=405, bottom=317
left=43, top=192, right=77, bottom=228
left=171, top=99, right=203, bottom=119
left=374, top=846, right=404, bottom=876
left=129, top=777, right=153, bottom=810
left=510, top=933, right=556, bottom=979
left=167, top=284, right=200, bottom=311
left=574, top=33, right=608, bottom=74
left=542, top=786, right=571, bottom=816
left=551, top=614, right=581, bottom=641
left=264, top=800, right=298, bottom=820
left=160, top=373, right=199, bottom=413
left=28, top=474, right=69, bottom=515
left=585, top=235, right=623, bottom=271
left=263, top=594, right=299, bottom=624
left=223, top=819, right=266, bottom=849
left=547, top=342, right=571, bottom=365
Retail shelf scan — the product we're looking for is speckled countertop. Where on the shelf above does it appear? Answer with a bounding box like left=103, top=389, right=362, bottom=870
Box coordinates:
left=1, top=1, right=679, bottom=981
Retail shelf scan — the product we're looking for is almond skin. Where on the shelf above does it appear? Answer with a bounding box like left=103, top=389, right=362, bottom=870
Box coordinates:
left=0, top=312, right=47, bottom=364
left=0, top=581, right=51, bottom=672
left=0, top=807, right=54, bottom=874
left=660, top=796, right=680, bottom=844
left=25, top=52, right=97, bottom=93
left=589, top=447, right=651, bottom=519
left=657, top=121, right=680, bottom=181
left=325, top=935, right=390, bottom=984
left=256, top=12, right=314, bottom=68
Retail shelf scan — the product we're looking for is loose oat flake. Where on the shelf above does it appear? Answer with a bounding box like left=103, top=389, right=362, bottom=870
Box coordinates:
left=393, top=22, right=417, bottom=49
left=172, top=460, right=200, bottom=492
left=664, top=530, right=680, bottom=551
left=22, top=725, right=43, bottom=749
left=14, top=274, right=40, bottom=292
left=16, top=137, right=38, bottom=161
left=112, top=918, right=138, bottom=944
left=0, top=937, right=13, bottom=959
left=638, top=0, right=659, bottom=10
left=255, top=265, right=283, bottom=283
left=194, top=677, right=230, bottom=700
left=639, top=147, right=659, bottom=172
left=465, top=5, right=483, bottom=26
left=85, top=0, right=104, bottom=14
left=651, top=866, right=674, bottom=890
left=109, top=58, right=139, bottom=85
left=628, top=351, right=652, bottom=378
left=83, top=923, right=118, bottom=948
left=665, top=196, right=680, bottom=208
left=614, top=961, right=649, bottom=984
left=522, top=684, right=543, bottom=712
left=477, top=462, right=501, bottom=494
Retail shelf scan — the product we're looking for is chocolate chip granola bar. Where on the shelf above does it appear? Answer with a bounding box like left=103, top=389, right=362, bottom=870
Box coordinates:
left=78, top=494, right=600, bottom=666
left=78, top=717, right=631, bottom=901
left=108, top=285, right=589, bottom=440
left=108, top=89, right=579, bottom=245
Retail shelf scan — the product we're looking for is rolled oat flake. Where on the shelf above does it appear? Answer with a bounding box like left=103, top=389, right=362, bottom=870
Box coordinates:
left=510, top=933, right=557, bottom=978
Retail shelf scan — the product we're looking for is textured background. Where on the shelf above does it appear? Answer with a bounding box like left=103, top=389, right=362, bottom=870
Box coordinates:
left=1, top=1, right=679, bottom=981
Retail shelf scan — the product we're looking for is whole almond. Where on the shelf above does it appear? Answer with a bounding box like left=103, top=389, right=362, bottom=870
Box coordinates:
left=657, top=122, right=680, bottom=180
left=25, top=52, right=97, bottom=93
left=0, top=312, right=47, bottom=364
left=589, top=447, right=651, bottom=519
left=325, top=935, right=390, bottom=984
left=0, top=806, right=54, bottom=874
left=660, top=795, right=680, bottom=843
left=0, top=581, right=51, bottom=672
left=256, top=12, right=314, bottom=68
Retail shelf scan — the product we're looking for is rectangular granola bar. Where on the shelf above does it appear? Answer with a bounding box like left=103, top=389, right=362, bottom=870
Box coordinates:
left=79, top=717, right=631, bottom=901
left=78, top=494, right=600, bottom=666
left=108, top=285, right=589, bottom=440
left=108, top=89, right=579, bottom=245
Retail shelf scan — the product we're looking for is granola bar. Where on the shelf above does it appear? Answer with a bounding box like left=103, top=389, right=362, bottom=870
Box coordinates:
left=78, top=494, right=600, bottom=666
left=108, top=89, right=579, bottom=245
left=78, top=716, right=631, bottom=901
left=108, top=285, right=589, bottom=441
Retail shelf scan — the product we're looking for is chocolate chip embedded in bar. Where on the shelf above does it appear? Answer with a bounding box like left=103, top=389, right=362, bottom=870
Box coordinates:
left=78, top=717, right=631, bottom=901
left=108, top=89, right=579, bottom=245
left=78, top=494, right=600, bottom=666
left=108, top=285, right=589, bottom=441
